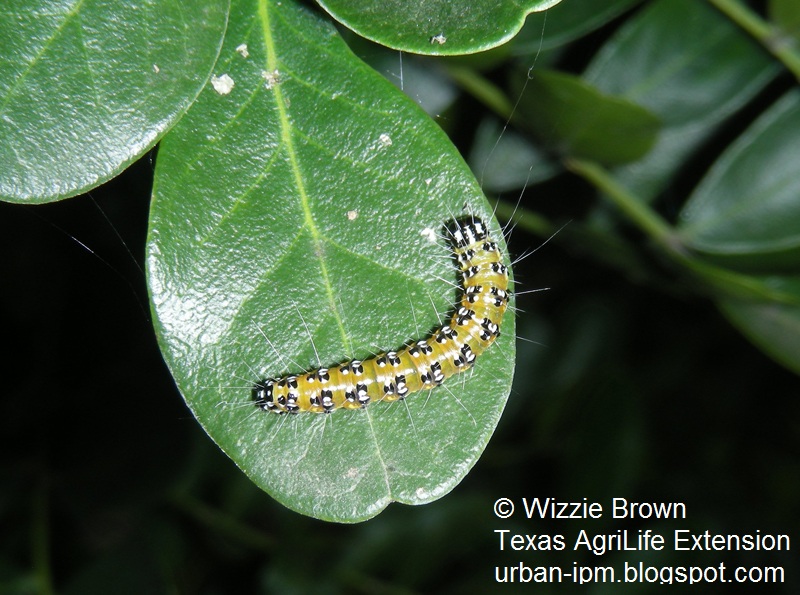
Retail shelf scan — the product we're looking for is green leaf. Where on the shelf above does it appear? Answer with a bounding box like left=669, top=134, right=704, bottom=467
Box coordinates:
left=468, top=116, right=558, bottom=192
left=770, top=0, right=800, bottom=41
left=0, top=0, right=229, bottom=204
left=512, top=0, right=641, bottom=53
left=515, top=69, right=660, bottom=165
left=723, top=300, right=800, bottom=375
left=147, top=0, right=515, bottom=522
left=315, top=0, right=563, bottom=55
left=719, top=277, right=800, bottom=376
left=679, top=91, right=800, bottom=270
left=584, top=0, right=779, bottom=201
left=350, top=42, right=459, bottom=117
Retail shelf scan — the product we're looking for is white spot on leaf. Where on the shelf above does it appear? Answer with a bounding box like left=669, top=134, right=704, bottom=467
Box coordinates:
left=420, top=227, right=437, bottom=243
left=261, top=69, right=281, bottom=89
left=236, top=43, right=249, bottom=58
left=211, top=74, right=234, bottom=95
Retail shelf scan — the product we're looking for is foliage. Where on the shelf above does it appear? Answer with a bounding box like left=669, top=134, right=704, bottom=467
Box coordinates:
left=2, top=0, right=800, bottom=591
left=145, top=0, right=521, bottom=522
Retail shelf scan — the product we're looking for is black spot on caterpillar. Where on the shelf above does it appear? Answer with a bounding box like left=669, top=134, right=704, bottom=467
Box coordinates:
left=252, top=217, right=510, bottom=414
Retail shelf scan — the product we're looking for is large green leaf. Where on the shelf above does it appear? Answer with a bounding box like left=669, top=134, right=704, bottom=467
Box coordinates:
left=0, top=0, right=229, bottom=203
left=316, top=0, right=562, bottom=55
left=147, top=0, right=515, bottom=522
left=679, top=91, right=800, bottom=269
left=677, top=91, right=800, bottom=374
left=583, top=0, right=778, bottom=201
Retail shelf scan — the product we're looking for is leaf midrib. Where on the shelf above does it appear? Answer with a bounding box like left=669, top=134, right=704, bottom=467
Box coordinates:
left=259, top=0, right=391, bottom=493
left=258, top=0, right=345, bottom=346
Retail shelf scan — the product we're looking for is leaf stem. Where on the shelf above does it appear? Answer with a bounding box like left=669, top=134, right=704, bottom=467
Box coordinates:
left=565, top=158, right=678, bottom=252
left=493, top=198, right=656, bottom=282
left=32, top=480, right=54, bottom=595
left=565, top=158, right=800, bottom=305
left=444, top=65, right=514, bottom=120
left=707, top=0, right=800, bottom=80
left=492, top=198, right=554, bottom=237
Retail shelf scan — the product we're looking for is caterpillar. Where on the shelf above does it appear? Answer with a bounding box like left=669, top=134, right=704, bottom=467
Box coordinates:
left=252, top=216, right=510, bottom=414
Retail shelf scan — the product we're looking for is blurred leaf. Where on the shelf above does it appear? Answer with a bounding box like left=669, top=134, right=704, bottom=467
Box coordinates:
left=720, top=277, right=800, bottom=375
left=386, top=57, right=458, bottom=116
left=348, top=41, right=459, bottom=117
left=147, top=0, right=515, bottom=522
left=62, top=520, right=181, bottom=595
left=468, top=116, right=558, bottom=192
left=0, top=0, right=229, bottom=203
left=770, top=0, right=800, bottom=41
left=512, top=0, right=641, bottom=53
left=584, top=0, right=779, bottom=200
left=516, top=69, right=660, bottom=165
left=315, top=0, right=563, bottom=55
left=679, top=91, right=800, bottom=269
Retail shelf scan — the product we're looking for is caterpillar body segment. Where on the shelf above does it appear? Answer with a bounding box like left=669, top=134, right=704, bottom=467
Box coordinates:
left=253, top=217, right=510, bottom=414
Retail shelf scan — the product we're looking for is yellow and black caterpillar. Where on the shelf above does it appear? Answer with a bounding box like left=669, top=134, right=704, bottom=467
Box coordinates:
left=253, top=217, right=510, bottom=414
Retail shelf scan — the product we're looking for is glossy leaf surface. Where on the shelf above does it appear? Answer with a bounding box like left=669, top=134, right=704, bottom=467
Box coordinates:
left=0, top=0, right=229, bottom=203
left=316, top=0, right=562, bottom=55
left=147, top=0, right=515, bottom=522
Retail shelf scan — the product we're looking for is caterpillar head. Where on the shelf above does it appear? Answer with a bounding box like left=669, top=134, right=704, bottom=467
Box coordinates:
left=446, top=217, right=488, bottom=248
